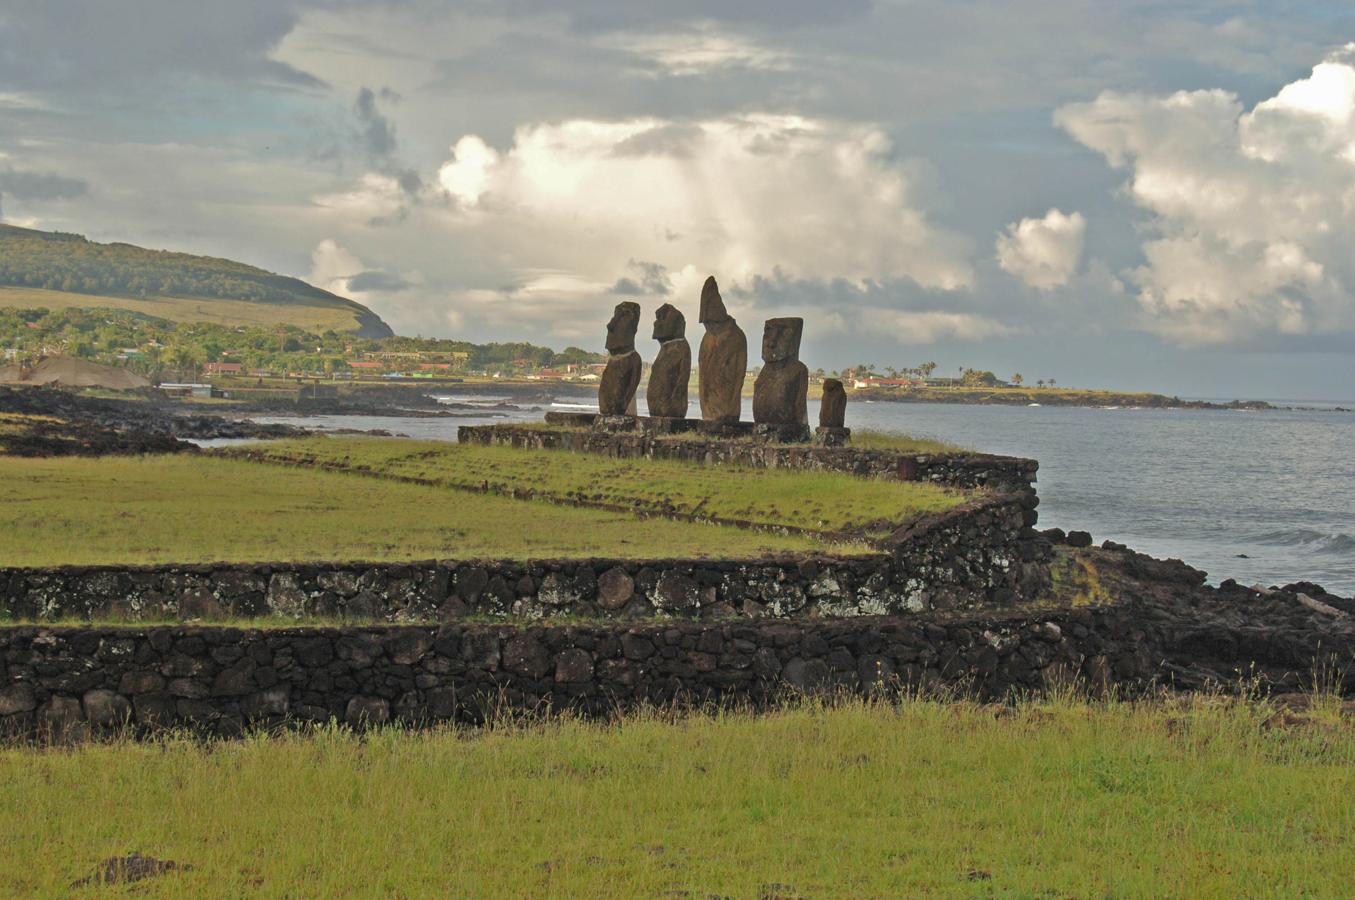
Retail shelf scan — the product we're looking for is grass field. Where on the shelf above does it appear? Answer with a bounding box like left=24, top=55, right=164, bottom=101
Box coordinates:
left=0, top=455, right=856, bottom=565
left=225, top=437, right=972, bottom=536
left=0, top=286, right=364, bottom=332
left=4, top=695, right=1355, bottom=896
left=847, top=429, right=970, bottom=453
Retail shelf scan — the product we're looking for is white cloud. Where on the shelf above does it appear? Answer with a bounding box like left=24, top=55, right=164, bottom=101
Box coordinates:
left=876, top=310, right=1021, bottom=343
left=313, top=173, right=410, bottom=221
left=430, top=114, right=974, bottom=303
left=602, top=27, right=792, bottom=77
left=0, top=91, right=46, bottom=110
left=1056, top=43, right=1355, bottom=345
left=995, top=208, right=1086, bottom=290
left=438, top=136, right=499, bottom=207
left=309, top=239, right=365, bottom=295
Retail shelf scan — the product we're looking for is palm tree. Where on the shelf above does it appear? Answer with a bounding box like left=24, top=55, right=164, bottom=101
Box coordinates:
left=1011, top=373, right=1024, bottom=386
left=1036, top=379, right=1046, bottom=388
left=1048, top=378, right=1057, bottom=388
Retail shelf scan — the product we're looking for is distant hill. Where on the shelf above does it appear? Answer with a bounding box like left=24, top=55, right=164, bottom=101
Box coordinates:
left=0, top=224, right=393, bottom=338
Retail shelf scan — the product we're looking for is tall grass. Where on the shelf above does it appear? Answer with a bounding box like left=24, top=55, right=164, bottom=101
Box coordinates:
left=3, top=695, right=1355, bottom=896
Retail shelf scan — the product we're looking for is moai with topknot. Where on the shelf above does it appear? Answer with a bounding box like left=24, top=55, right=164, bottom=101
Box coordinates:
left=697, top=277, right=747, bottom=423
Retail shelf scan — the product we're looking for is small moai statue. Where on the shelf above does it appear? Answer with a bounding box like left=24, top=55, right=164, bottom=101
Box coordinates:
left=815, top=378, right=851, bottom=446
left=819, top=378, right=847, bottom=428
left=697, top=276, right=747, bottom=422
left=752, top=317, right=808, bottom=425
left=647, top=303, right=691, bottom=418
left=598, top=301, right=642, bottom=415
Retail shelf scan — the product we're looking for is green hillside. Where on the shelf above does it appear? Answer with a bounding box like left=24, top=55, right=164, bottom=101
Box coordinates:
left=0, top=225, right=393, bottom=337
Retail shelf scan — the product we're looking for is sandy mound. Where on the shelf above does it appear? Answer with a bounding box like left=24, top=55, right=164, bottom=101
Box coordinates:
left=0, top=356, right=150, bottom=390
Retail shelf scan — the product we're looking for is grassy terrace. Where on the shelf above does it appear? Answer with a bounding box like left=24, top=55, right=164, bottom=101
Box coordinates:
left=225, top=437, right=972, bottom=538
left=0, top=455, right=860, bottom=566
left=5, top=696, right=1355, bottom=895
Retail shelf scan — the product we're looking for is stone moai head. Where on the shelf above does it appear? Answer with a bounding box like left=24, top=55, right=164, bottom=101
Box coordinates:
left=698, top=276, right=730, bottom=325
left=652, top=303, right=686, bottom=342
left=605, top=301, right=641, bottom=354
left=761, top=317, right=803, bottom=364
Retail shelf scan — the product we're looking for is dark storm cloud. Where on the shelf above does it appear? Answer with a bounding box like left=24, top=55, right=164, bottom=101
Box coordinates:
left=0, top=169, right=89, bottom=202
left=609, top=260, right=671, bottom=296
left=0, top=1, right=322, bottom=94
left=355, top=87, right=400, bottom=160
left=347, top=270, right=412, bottom=292
left=352, top=86, right=423, bottom=201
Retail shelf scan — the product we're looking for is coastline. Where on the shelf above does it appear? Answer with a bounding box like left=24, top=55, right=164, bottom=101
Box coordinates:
left=847, top=386, right=1352, bottom=412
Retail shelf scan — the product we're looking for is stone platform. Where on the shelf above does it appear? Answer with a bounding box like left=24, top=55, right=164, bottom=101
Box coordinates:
left=543, top=411, right=811, bottom=443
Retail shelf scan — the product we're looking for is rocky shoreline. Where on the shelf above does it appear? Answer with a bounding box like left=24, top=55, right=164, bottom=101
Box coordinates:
left=0, top=386, right=311, bottom=455
left=849, top=387, right=1296, bottom=411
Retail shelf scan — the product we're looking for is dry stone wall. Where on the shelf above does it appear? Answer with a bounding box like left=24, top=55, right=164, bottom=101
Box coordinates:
left=0, top=497, right=1045, bottom=623
left=4, top=586, right=1345, bottom=738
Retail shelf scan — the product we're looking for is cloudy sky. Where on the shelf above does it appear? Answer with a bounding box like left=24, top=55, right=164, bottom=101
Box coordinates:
left=3, top=1, right=1355, bottom=399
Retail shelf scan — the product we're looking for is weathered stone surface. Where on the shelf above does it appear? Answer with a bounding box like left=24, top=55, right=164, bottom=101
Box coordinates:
left=385, top=629, right=434, bottom=665
left=599, top=301, right=642, bottom=415
left=653, top=571, right=700, bottom=611
left=596, top=568, right=635, bottom=610
left=37, top=695, right=84, bottom=740
left=814, top=426, right=851, bottom=447
left=503, top=633, right=550, bottom=679
left=555, top=648, right=594, bottom=683
left=0, top=682, right=36, bottom=715
left=267, top=574, right=307, bottom=617
left=82, top=689, right=131, bottom=728
left=647, top=303, right=691, bottom=418
left=752, top=318, right=808, bottom=427
left=697, top=277, right=747, bottom=422
left=819, top=378, right=847, bottom=428
left=118, top=671, right=165, bottom=695
left=345, top=696, right=390, bottom=726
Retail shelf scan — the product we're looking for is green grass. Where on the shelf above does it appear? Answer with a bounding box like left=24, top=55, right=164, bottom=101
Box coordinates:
left=0, top=455, right=858, bottom=566
left=849, top=429, right=969, bottom=454
left=4, top=696, right=1355, bottom=896
left=225, top=437, right=972, bottom=536
left=0, top=286, right=364, bottom=332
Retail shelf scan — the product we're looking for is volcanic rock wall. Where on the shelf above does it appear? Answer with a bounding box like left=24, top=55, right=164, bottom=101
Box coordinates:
left=0, top=497, right=1044, bottom=622
left=4, top=585, right=1346, bottom=738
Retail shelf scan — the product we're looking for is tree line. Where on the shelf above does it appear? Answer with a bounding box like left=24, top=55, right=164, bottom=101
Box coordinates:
left=0, top=224, right=359, bottom=310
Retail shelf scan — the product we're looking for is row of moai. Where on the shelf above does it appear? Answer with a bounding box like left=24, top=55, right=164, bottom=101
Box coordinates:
left=595, top=276, right=848, bottom=444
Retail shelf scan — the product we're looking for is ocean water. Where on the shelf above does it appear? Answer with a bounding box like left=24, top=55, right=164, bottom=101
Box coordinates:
left=253, top=394, right=1355, bottom=595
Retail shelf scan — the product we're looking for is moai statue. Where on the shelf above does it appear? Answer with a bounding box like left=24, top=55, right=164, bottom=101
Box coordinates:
left=815, top=377, right=851, bottom=446
left=598, top=301, right=642, bottom=415
left=752, top=317, right=808, bottom=425
left=697, top=276, right=747, bottom=422
left=819, top=378, right=847, bottom=428
left=647, top=303, right=691, bottom=418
